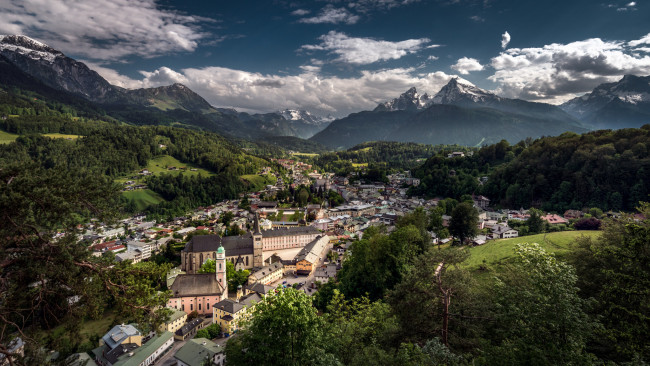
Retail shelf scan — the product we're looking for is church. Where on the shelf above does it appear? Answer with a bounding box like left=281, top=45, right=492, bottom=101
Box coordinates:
left=180, top=214, right=320, bottom=273
left=167, top=244, right=228, bottom=316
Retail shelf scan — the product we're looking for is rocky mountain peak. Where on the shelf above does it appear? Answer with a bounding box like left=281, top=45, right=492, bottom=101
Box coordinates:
left=374, top=87, right=432, bottom=112
left=432, top=77, right=498, bottom=105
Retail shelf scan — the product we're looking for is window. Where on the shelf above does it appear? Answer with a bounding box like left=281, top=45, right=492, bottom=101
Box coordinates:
left=190, top=304, right=193, bottom=311
left=207, top=303, right=210, bottom=309
left=182, top=305, right=185, bottom=311
left=199, top=303, right=202, bottom=311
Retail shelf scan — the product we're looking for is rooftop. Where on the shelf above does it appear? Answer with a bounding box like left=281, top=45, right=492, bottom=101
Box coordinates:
left=174, top=338, right=223, bottom=366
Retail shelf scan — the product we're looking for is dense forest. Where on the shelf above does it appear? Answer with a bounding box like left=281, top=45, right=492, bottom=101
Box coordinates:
left=0, top=115, right=272, bottom=219
left=310, top=141, right=475, bottom=175
left=412, top=128, right=650, bottom=212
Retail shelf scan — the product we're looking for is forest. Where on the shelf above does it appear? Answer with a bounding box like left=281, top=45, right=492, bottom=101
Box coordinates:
left=411, top=127, right=650, bottom=212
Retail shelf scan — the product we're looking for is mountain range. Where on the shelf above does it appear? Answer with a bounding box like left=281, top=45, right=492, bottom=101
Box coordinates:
left=560, top=74, right=650, bottom=129
left=0, top=35, right=331, bottom=139
left=311, top=79, right=588, bottom=149
left=1, top=34, right=649, bottom=149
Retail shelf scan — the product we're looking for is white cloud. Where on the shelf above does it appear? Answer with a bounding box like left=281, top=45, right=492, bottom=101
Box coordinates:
left=0, top=0, right=209, bottom=61
left=627, top=1, right=636, bottom=6
left=291, top=9, right=311, bottom=16
left=450, top=57, right=484, bottom=74
left=93, top=64, right=461, bottom=117
left=348, top=0, right=421, bottom=13
left=470, top=15, right=485, bottom=22
left=428, top=55, right=439, bottom=60
left=629, top=33, right=650, bottom=47
left=298, top=5, right=360, bottom=24
left=501, top=31, right=511, bottom=49
left=489, top=37, right=650, bottom=103
left=301, top=31, right=430, bottom=65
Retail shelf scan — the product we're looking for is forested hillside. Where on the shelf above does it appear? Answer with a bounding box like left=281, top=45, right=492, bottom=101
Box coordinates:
left=412, top=127, right=650, bottom=212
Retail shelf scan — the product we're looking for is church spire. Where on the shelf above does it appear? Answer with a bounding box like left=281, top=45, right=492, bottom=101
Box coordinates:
left=254, top=212, right=262, bottom=235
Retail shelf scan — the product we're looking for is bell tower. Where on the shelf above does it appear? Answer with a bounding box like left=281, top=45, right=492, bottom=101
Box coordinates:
left=216, top=244, right=228, bottom=299
left=253, top=213, right=263, bottom=268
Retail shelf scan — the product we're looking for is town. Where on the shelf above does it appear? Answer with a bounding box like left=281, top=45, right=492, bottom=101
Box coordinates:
left=6, top=154, right=618, bottom=366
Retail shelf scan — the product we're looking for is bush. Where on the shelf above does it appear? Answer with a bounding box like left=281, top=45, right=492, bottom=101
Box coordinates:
left=573, top=217, right=601, bottom=230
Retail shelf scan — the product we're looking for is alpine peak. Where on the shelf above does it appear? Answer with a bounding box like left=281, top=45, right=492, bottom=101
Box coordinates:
left=374, top=87, right=432, bottom=112
left=432, top=77, right=498, bottom=104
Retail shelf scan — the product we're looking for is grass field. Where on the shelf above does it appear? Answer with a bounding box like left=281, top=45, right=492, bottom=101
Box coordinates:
left=290, top=152, right=319, bottom=157
left=43, top=133, right=81, bottom=139
left=146, top=155, right=213, bottom=177
left=352, top=162, right=368, bottom=167
left=121, top=189, right=165, bottom=211
left=241, top=173, right=276, bottom=191
left=0, top=130, right=18, bottom=144
left=464, top=230, right=601, bottom=269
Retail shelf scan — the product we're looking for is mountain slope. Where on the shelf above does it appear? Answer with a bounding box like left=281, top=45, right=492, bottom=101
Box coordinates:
left=561, top=75, right=650, bottom=129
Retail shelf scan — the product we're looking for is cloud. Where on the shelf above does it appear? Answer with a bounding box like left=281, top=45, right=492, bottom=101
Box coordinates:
left=298, top=5, right=360, bottom=24
left=301, top=31, right=430, bottom=65
left=291, top=9, right=311, bottom=16
left=0, top=0, right=210, bottom=61
left=627, top=1, right=637, bottom=5
left=489, top=37, right=650, bottom=103
left=428, top=55, right=439, bottom=60
left=501, top=31, right=511, bottom=49
left=93, top=64, right=461, bottom=117
left=347, top=0, right=421, bottom=13
left=450, top=57, right=484, bottom=74
left=629, top=33, right=650, bottom=47
left=470, top=15, right=485, bottom=22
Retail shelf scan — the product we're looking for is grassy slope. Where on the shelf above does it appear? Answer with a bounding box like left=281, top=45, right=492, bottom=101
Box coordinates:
left=0, top=130, right=18, bottom=144
left=43, top=133, right=81, bottom=139
left=240, top=173, right=276, bottom=191
left=464, top=230, right=601, bottom=269
left=121, top=189, right=165, bottom=211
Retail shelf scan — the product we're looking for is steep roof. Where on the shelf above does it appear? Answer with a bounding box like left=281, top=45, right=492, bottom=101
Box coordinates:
left=249, top=262, right=284, bottom=281
left=214, top=298, right=245, bottom=315
left=170, top=274, right=224, bottom=298
left=102, top=324, right=140, bottom=350
left=184, top=235, right=253, bottom=256
left=261, top=226, right=320, bottom=238
left=174, top=338, right=223, bottom=366
left=295, top=235, right=329, bottom=264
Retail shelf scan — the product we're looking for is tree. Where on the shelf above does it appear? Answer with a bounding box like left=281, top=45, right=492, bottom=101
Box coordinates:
left=226, top=261, right=250, bottom=292
left=0, top=164, right=172, bottom=362
left=485, top=243, right=594, bottom=364
left=225, top=288, right=337, bottom=365
left=428, top=207, right=449, bottom=249
left=238, top=195, right=250, bottom=210
left=220, top=211, right=234, bottom=227
left=448, top=202, right=478, bottom=245
left=198, top=258, right=216, bottom=273
left=526, top=208, right=545, bottom=234
left=568, top=204, right=650, bottom=362
left=573, top=217, right=601, bottom=230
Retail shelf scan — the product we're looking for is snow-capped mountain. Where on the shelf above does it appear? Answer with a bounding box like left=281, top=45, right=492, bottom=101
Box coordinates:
left=374, top=87, right=433, bottom=112
left=0, top=35, right=122, bottom=102
left=431, top=78, right=500, bottom=105
left=561, top=75, right=650, bottom=128
left=279, top=109, right=335, bottom=125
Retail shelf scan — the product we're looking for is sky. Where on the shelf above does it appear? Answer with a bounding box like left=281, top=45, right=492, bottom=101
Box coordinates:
left=0, top=0, right=649, bottom=117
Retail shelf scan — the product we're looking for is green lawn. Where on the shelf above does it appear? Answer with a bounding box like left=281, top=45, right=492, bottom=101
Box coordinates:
left=121, top=189, right=165, bottom=211
left=0, top=130, right=18, bottom=144
left=240, top=173, right=276, bottom=191
left=464, top=230, right=601, bottom=269
left=145, top=155, right=213, bottom=177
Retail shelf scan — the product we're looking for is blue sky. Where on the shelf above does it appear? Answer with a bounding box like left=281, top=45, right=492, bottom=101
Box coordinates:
left=1, top=0, right=649, bottom=116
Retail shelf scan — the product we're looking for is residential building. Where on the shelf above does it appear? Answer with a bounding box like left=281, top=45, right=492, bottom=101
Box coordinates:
left=159, top=309, right=187, bottom=333
left=248, top=262, right=284, bottom=285
left=490, top=225, right=519, bottom=239
left=213, top=292, right=262, bottom=335
left=314, top=264, right=338, bottom=284
left=295, top=236, right=330, bottom=275
left=93, top=326, right=173, bottom=366
left=174, top=318, right=203, bottom=341
left=174, top=338, right=225, bottom=366
left=541, top=214, right=569, bottom=225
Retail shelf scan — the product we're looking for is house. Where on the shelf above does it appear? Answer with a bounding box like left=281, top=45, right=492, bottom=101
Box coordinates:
left=174, top=318, right=203, bottom=341
left=563, top=210, right=584, bottom=220
left=447, top=152, right=465, bottom=158
left=490, top=225, right=519, bottom=239
left=92, top=325, right=173, bottom=366
left=174, top=338, right=225, bottom=366
left=541, top=214, right=569, bottom=225
left=472, top=195, right=490, bottom=210
left=213, top=292, right=263, bottom=335
left=248, top=262, right=284, bottom=285
left=314, top=264, right=338, bottom=284
left=159, top=309, right=187, bottom=334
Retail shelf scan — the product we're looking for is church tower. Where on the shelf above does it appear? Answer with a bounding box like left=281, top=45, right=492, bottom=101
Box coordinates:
left=216, top=244, right=228, bottom=299
left=253, top=213, right=263, bottom=268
